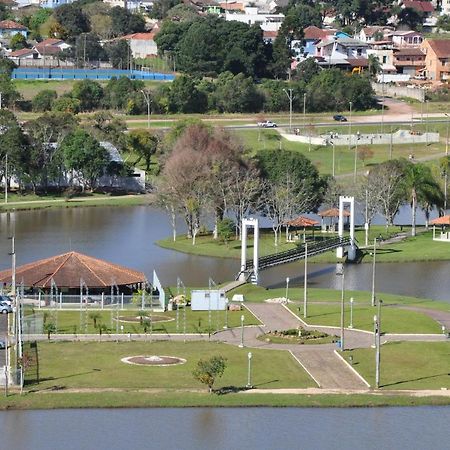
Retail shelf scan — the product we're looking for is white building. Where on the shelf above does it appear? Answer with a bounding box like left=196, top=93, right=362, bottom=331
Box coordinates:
left=316, top=37, right=368, bottom=63
left=225, top=6, right=284, bottom=32
left=120, top=32, right=157, bottom=58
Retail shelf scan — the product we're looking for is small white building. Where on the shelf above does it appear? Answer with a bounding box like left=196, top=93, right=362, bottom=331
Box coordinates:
left=191, top=290, right=227, bottom=311
left=316, top=37, right=368, bottom=62
left=225, top=6, right=284, bottom=32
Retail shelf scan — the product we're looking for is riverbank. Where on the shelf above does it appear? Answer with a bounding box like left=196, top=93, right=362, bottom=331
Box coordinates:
left=0, top=193, right=154, bottom=212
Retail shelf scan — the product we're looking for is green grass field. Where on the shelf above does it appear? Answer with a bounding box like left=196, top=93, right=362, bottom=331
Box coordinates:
left=352, top=341, right=450, bottom=389
left=39, top=307, right=259, bottom=335
left=26, top=340, right=315, bottom=390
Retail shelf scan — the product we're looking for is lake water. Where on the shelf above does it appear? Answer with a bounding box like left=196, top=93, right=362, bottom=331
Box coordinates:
left=1, top=406, right=449, bottom=450
left=1, top=205, right=450, bottom=302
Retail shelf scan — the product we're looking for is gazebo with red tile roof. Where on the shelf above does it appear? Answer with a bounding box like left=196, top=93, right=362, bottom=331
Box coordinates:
left=318, top=207, right=350, bottom=232
left=0, top=251, right=146, bottom=292
left=284, top=216, right=320, bottom=242
left=430, top=215, right=450, bottom=241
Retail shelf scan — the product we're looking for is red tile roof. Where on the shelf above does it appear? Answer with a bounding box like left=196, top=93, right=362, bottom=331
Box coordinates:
left=318, top=207, right=350, bottom=218
left=403, top=0, right=434, bottom=12
left=304, top=25, right=332, bottom=40
left=426, top=39, right=450, bottom=58
left=263, top=30, right=278, bottom=39
left=0, top=20, right=27, bottom=30
left=284, top=216, right=319, bottom=227
left=9, top=48, right=36, bottom=57
left=38, top=38, right=65, bottom=46
left=430, top=215, right=450, bottom=225
left=219, top=1, right=244, bottom=10
left=34, top=44, right=62, bottom=56
left=394, top=47, right=425, bottom=56
left=121, top=32, right=156, bottom=41
left=0, top=251, right=146, bottom=289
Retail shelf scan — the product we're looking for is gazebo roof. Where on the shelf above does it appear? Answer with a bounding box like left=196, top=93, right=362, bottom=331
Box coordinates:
left=284, top=216, right=319, bottom=227
left=430, top=215, right=450, bottom=225
left=0, top=251, right=146, bottom=289
left=318, top=207, right=350, bottom=218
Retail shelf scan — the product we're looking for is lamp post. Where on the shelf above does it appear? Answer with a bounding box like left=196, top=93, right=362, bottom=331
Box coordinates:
left=373, top=314, right=377, bottom=348
left=246, top=352, right=253, bottom=388
left=283, top=88, right=294, bottom=133
left=303, top=243, right=308, bottom=319
left=332, top=141, right=335, bottom=177
left=285, top=277, right=290, bottom=304
left=224, top=299, right=229, bottom=329
left=239, top=314, right=245, bottom=348
left=140, top=89, right=152, bottom=129
left=349, top=297, right=354, bottom=328
left=371, top=238, right=377, bottom=307
left=445, top=114, right=449, bottom=210
left=348, top=101, right=353, bottom=154
left=340, top=270, right=345, bottom=351
left=3, top=153, right=7, bottom=204
left=375, top=300, right=382, bottom=388
left=303, top=92, right=306, bottom=135
left=8, top=236, right=15, bottom=298
left=353, top=131, right=359, bottom=182
left=445, top=113, right=449, bottom=156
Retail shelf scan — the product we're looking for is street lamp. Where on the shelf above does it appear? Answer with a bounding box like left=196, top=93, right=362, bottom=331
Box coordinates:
left=239, top=314, right=245, bottom=348
left=375, top=299, right=382, bottom=388
left=285, top=277, right=290, bottom=304
left=3, top=153, right=7, bottom=204
left=246, top=352, right=253, bottom=388
left=140, top=89, right=152, bottom=129
left=445, top=113, right=449, bottom=156
left=223, top=299, right=229, bottom=329
left=8, top=236, right=15, bottom=298
left=373, top=314, right=377, bottom=348
left=303, top=92, right=306, bottom=135
left=371, top=238, right=377, bottom=307
left=349, top=297, right=354, bottom=328
left=340, top=269, right=345, bottom=351
left=283, top=88, right=294, bottom=133
left=303, top=243, right=308, bottom=319
left=348, top=101, right=353, bottom=154
left=332, top=141, right=335, bottom=177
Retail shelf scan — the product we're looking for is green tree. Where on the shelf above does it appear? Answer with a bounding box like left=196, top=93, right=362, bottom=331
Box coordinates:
left=149, top=0, right=181, bottom=19
left=44, top=322, right=56, bottom=340
left=104, top=40, right=130, bottom=69
left=397, top=7, right=423, bottom=30
left=32, top=89, right=57, bottom=112
left=109, top=6, right=145, bottom=37
left=193, top=356, right=227, bottom=392
left=71, top=79, right=104, bottom=111
left=127, top=129, right=159, bottom=171
left=61, top=129, right=109, bottom=190
left=403, top=161, right=444, bottom=236
left=71, top=33, right=107, bottom=64
left=10, top=33, right=28, bottom=51
left=29, top=8, right=53, bottom=32
left=437, top=14, right=450, bottom=32
left=168, top=75, right=207, bottom=113
left=217, top=218, right=235, bottom=244
left=52, top=95, right=81, bottom=114
left=293, top=58, right=320, bottom=84
left=214, top=72, right=263, bottom=113
left=54, top=3, right=90, bottom=42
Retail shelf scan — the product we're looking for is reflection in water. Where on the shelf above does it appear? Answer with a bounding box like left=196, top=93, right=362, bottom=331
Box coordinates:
left=0, top=206, right=449, bottom=302
left=0, top=407, right=449, bottom=450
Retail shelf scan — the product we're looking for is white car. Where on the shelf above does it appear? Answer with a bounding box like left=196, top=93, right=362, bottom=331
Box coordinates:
left=257, top=120, right=277, bottom=128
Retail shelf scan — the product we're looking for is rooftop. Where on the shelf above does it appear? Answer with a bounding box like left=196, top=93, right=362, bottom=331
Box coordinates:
left=403, top=0, right=434, bottom=13
left=426, top=39, right=450, bottom=58
left=0, top=20, right=27, bottom=31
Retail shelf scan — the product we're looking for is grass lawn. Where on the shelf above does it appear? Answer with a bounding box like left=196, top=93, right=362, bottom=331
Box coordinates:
left=287, top=302, right=442, bottom=334
left=39, top=307, right=260, bottom=335
left=157, top=230, right=297, bottom=259
left=235, top=128, right=446, bottom=176
left=26, top=340, right=315, bottom=390
left=351, top=341, right=450, bottom=390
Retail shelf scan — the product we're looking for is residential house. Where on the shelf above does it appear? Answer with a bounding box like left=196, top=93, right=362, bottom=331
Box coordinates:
left=316, top=37, right=368, bottom=62
left=389, top=30, right=423, bottom=47
left=120, top=32, right=157, bottom=58
left=401, top=0, right=436, bottom=26
left=421, top=39, right=450, bottom=81
left=39, top=0, right=76, bottom=7
left=292, top=27, right=348, bottom=60
left=263, top=30, right=278, bottom=44
left=225, top=6, right=284, bottom=32
left=367, top=46, right=397, bottom=74
left=8, top=47, right=38, bottom=64
left=0, top=20, right=27, bottom=38
left=358, top=26, right=394, bottom=43
left=34, top=38, right=70, bottom=62
left=103, top=0, right=127, bottom=8
left=393, top=47, right=425, bottom=76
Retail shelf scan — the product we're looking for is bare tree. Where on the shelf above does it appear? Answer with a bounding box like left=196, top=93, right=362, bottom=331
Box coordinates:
left=356, top=173, right=381, bottom=246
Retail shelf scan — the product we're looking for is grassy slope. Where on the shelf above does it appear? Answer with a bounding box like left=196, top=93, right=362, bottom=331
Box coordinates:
left=352, top=341, right=450, bottom=390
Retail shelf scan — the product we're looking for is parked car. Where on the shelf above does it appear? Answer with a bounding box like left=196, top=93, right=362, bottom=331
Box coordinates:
left=333, top=115, right=347, bottom=122
left=0, top=303, right=12, bottom=314
left=257, top=120, right=277, bottom=128
left=0, top=295, right=12, bottom=306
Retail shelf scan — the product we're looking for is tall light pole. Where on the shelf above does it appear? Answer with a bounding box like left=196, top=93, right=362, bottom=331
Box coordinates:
left=303, top=92, right=306, bottom=135
left=239, top=314, right=245, bottom=348
left=340, top=270, right=345, bottom=351
left=375, top=299, right=382, bottom=388
left=353, top=131, right=358, bottom=182
left=425, top=99, right=429, bottom=145
left=140, top=89, right=152, bottom=129
left=8, top=236, right=15, bottom=297
left=349, top=297, right=354, bottom=328
left=4, top=153, right=7, bottom=204
left=445, top=114, right=449, bottom=211
left=285, top=277, right=290, bottom=304
left=224, top=299, right=229, bottom=329
left=246, top=352, right=253, bottom=388
left=371, top=238, right=377, bottom=307
left=283, top=88, right=294, bottom=133
left=381, top=72, right=385, bottom=134
left=303, top=243, right=308, bottom=318
left=332, top=141, right=336, bottom=177
left=445, top=113, right=449, bottom=156
left=348, top=101, right=353, bottom=153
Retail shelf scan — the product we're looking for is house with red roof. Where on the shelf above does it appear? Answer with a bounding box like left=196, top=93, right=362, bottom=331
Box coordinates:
left=120, top=32, right=158, bottom=58
left=0, top=20, right=27, bottom=38
left=421, top=39, right=450, bottom=81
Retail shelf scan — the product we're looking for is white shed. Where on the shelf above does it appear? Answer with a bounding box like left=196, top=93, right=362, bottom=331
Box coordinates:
left=191, top=290, right=227, bottom=311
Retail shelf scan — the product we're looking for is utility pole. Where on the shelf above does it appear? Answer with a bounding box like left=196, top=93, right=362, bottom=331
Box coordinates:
left=375, top=299, right=383, bottom=388
left=371, top=238, right=376, bottom=307
left=4, top=153, right=7, bottom=204
left=348, top=101, right=352, bottom=154
left=283, top=88, right=294, bottom=133
left=303, top=242, right=308, bottom=318
left=340, top=270, right=345, bottom=351
left=303, top=93, right=306, bottom=135
left=9, top=236, right=15, bottom=297
left=332, top=142, right=335, bottom=177
left=140, top=90, right=152, bottom=129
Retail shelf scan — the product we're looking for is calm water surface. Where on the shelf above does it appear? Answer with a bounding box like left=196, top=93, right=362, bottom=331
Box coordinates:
left=1, top=205, right=450, bottom=301
left=1, top=407, right=449, bottom=450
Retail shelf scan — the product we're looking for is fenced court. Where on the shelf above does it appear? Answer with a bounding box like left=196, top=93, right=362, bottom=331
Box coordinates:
left=12, top=67, right=175, bottom=81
